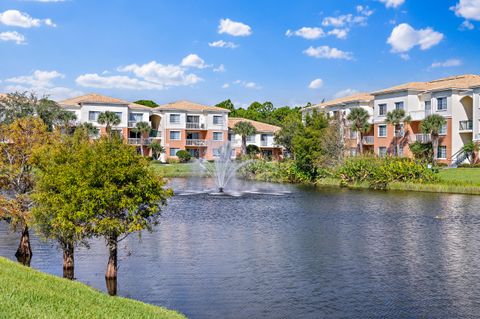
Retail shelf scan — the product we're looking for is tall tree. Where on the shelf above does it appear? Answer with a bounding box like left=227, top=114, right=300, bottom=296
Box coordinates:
left=0, top=117, right=50, bottom=264
left=385, top=109, right=411, bottom=156
left=274, top=113, right=302, bottom=156
left=133, top=121, right=151, bottom=156
left=97, top=111, right=121, bottom=136
left=233, top=121, right=257, bottom=156
left=215, top=99, right=235, bottom=113
left=133, top=100, right=158, bottom=108
left=421, top=114, right=446, bottom=162
left=346, top=108, right=371, bottom=154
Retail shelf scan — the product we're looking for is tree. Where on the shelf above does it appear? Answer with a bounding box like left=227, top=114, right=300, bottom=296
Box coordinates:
left=84, top=137, right=171, bottom=282
left=215, top=99, right=235, bottom=112
left=149, top=141, right=165, bottom=160
left=246, top=144, right=260, bottom=157
left=462, top=141, right=479, bottom=164
left=233, top=121, right=257, bottom=156
left=54, top=109, right=77, bottom=134
left=0, top=117, right=50, bottom=264
left=385, top=109, right=411, bottom=156
left=409, top=141, right=433, bottom=163
left=133, top=121, right=151, bottom=156
left=133, top=100, right=158, bottom=108
left=97, top=111, right=121, bottom=136
left=77, top=122, right=99, bottom=138
left=274, top=113, right=302, bottom=156
left=347, top=108, right=371, bottom=154
left=421, top=114, right=446, bottom=162
left=32, top=130, right=93, bottom=279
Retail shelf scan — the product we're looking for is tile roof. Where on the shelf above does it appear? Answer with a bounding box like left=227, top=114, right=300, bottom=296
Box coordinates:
left=155, top=100, right=229, bottom=113
left=228, top=117, right=281, bottom=133
left=128, top=102, right=154, bottom=111
left=305, top=92, right=373, bottom=111
left=373, top=74, right=480, bottom=95
left=59, top=93, right=130, bottom=106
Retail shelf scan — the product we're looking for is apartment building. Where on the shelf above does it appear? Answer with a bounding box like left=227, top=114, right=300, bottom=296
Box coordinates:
left=303, top=93, right=374, bottom=156
left=302, top=74, right=480, bottom=165
left=59, top=94, right=229, bottom=161
left=228, top=118, right=283, bottom=159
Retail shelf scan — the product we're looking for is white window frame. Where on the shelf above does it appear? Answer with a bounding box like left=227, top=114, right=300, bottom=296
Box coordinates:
left=437, top=97, right=447, bottom=111
left=246, top=135, right=256, bottom=142
left=88, top=111, right=100, bottom=122
left=213, top=115, right=223, bottom=125
left=169, top=114, right=181, bottom=124
left=169, top=148, right=180, bottom=157
left=378, top=104, right=387, bottom=116
left=169, top=130, right=181, bottom=140
left=439, top=123, right=447, bottom=136
left=378, top=124, right=387, bottom=138
left=213, top=131, right=223, bottom=141
left=437, top=145, right=447, bottom=159
left=378, top=147, right=387, bottom=157
left=395, top=101, right=404, bottom=110
left=212, top=148, right=221, bottom=157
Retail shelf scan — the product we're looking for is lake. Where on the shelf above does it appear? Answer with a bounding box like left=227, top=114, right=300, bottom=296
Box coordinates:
left=1, top=178, right=480, bottom=319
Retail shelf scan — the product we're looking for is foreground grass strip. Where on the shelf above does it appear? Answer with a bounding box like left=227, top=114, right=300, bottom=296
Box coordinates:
left=150, top=162, right=202, bottom=178
left=0, top=257, right=186, bottom=319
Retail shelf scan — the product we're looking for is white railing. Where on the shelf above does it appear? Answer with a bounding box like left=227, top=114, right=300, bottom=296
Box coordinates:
left=186, top=123, right=205, bottom=129
left=128, top=138, right=153, bottom=145
left=362, top=136, right=374, bottom=145
left=149, top=130, right=162, bottom=138
left=186, top=139, right=207, bottom=146
left=459, top=120, right=473, bottom=131
left=412, top=134, right=431, bottom=143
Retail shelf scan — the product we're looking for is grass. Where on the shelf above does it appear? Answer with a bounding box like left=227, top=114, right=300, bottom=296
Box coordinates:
left=438, top=168, right=480, bottom=186
left=150, top=162, right=201, bottom=178
left=0, top=257, right=186, bottom=319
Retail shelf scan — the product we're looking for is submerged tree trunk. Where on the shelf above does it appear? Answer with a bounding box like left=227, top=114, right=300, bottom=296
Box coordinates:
left=105, top=278, right=117, bottom=296
left=105, top=235, right=118, bottom=279
left=15, top=225, right=32, bottom=265
left=63, top=242, right=75, bottom=280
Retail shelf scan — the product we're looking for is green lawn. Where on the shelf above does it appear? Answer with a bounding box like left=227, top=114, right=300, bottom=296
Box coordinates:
left=151, top=162, right=202, bottom=178
left=0, top=257, right=186, bottom=319
left=438, top=168, right=480, bottom=186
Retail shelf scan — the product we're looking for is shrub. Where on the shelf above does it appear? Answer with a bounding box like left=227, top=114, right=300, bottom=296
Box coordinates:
left=166, top=158, right=179, bottom=164
left=246, top=144, right=260, bottom=156
left=176, top=150, right=192, bottom=163
left=239, top=160, right=312, bottom=183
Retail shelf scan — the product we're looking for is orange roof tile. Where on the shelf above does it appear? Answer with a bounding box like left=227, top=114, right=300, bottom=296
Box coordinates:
left=306, top=92, right=373, bottom=110
left=59, top=93, right=129, bottom=106
left=228, top=118, right=281, bottom=133
left=156, top=100, right=229, bottom=113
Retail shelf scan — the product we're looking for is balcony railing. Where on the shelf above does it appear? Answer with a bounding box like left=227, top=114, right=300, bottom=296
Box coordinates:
left=413, top=134, right=431, bottom=143
left=362, top=136, right=374, bottom=145
left=186, top=139, right=207, bottom=146
left=128, top=138, right=152, bottom=145
left=459, top=120, right=473, bottom=131
left=186, top=122, right=205, bottom=129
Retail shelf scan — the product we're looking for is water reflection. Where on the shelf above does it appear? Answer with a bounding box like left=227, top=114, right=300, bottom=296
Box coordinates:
left=1, top=180, right=480, bottom=318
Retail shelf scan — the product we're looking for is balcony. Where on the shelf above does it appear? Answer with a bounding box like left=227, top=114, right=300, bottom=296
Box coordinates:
left=128, top=138, right=152, bottom=145
left=413, top=134, right=431, bottom=143
left=260, top=140, right=268, bottom=147
left=149, top=130, right=162, bottom=139
left=362, top=136, right=374, bottom=145
left=186, top=122, right=205, bottom=129
left=186, top=139, right=207, bottom=147
left=459, top=120, right=473, bottom=132
left=409, top=110, right=431, bottom=121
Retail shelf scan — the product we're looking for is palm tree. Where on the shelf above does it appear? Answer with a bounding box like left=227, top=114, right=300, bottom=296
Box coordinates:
left=149, top=141, right=165, bottom=160
left=233, top=121, right=257, bottom=156
left=78, top=122, right=99, bottom=138
left=133, top=121, right=151, bottom=156
left=385, top=109, right=411, bottom=156
left=421, top=114, right=446, bottom=162
left=462, top=141, right=479, bottom=165
left=97, top=111, right=121, bottom=136
left=346, top=108, right=371, bottom=154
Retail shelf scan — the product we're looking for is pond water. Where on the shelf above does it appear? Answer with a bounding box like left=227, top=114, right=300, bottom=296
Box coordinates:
left=2, top=178, right=480, bottom=319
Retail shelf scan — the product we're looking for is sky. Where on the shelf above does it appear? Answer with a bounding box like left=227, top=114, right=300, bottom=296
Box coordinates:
left=0, top=0, right=479, bottom=108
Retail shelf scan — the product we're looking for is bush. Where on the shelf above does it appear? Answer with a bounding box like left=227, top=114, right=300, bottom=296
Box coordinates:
left=239, top=160, right=313, bottom=183
left=246, top=144, right=260, bottom=156
left=175, top=150, right=192, bottom=163
left=166, top=157, right=179, bottom=164
left=336, top=156, right=438, bottom=189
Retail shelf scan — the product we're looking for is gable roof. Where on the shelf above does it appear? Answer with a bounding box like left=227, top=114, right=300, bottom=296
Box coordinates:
left=155, top=100, right=229, bottom=113
left=373, top=74, right=480, bottom=95
left=228, top=117, right=281, bottom=133
left=305, top=92, right=373, bottom=111
left=59, top=93, right=130, bottom=106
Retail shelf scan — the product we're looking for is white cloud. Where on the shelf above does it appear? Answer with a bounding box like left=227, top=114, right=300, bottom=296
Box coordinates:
left=460, top=20, right=475, bottom=30
left=333, top=88, right=358, bottom=99
left=328, top=28, right=349, bottom=39
left=213, top=64, right=226, bottom=73
left=0, top=9, right=56, bottom=28
left=356, top=5, right=374, bottom=16
left=208, top=40, right=238, bottom=49
left=233, top=80, right=261, bottom=89
left=77, top=60, right=203, bottom=90
left=379, top=0, right=405, bottom=8
left=308, top=78, right=324, bottom=89
left=218, top=18, right=252, bottom=37
left=322, top=14, right=367, bottom=27
left=286, top=27, right=325, bottom=40
left=4, top=70, right=82, bottom=100
left=431, top=59, right=462, bottom=68
left=222, top=83, right=230, bottom=89
left=387, top=23, right=444, bottom=53
left=180, top=54, right=209, bottom=69
left=303, top=46, right=354, bottom=60
left=0, top=31, right=26, bottom=44
left=451, top=0, right=480, bottom=21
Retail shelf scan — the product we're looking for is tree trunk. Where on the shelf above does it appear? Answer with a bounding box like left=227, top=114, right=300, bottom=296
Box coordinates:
left=105, top=277, right=117, bottom=296
left=15, top=225, right=32, bottom=265
left=105, top=235, right=118, bottom=279
left=433, top=136, right=438, bottom=163
left=357, top=131, right=363, bottom=155
left=140, top=135, right=144, bottom=156
left=63, top=242, right=75, bottom=280
left=241, top=136, right=247, bottom=156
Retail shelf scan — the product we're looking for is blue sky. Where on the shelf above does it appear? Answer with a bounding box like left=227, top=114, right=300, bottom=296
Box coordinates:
left=0, top=0, right=479, bottom=107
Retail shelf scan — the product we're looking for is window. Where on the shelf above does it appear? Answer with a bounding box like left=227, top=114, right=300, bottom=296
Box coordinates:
left=213, top=132, right=223, bottom=141
left=437, top=97, right=447, bottom=111
left=213, top=148, right=221, bottom=157
left=350, top=129, right=357, bottom=139
left=169, top=148, right=180, bottom=156
left=378, top=124, right=387, bottom=137
left=213, top=115, right=223, bottom=125
left=425, top=101, right=431, bottom=116
left=395, top=101, right=404, bottom=110
left=169, top=131, right=181, bottom=140
left=129, top=113, right=143, bottom=122
left=228, top=133, right=234, bottom=141
left=439, top=123, right=447, bottom=135
left=378, top=147, right=387, bottom=157
left=350, top=148, right=357, bottom=157
left=88, top=111, right=100, bottom=122
left=114, top=112, right=122, bottom=120
left=438, top=146, right=447, bottom=159
left=378, top=104, right=387, bottom=116
left=170, top=114, right=181, bottom=124
left=246, top=135, right=255, bottom=142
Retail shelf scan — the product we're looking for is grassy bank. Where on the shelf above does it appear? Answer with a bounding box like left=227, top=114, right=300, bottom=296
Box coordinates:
left=151, top=162, right=200, bottom=178
left=0, top=257, right=186, bottom=319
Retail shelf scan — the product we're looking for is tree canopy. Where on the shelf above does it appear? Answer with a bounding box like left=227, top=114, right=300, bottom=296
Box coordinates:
left=133, top=100, right=158, bottom=108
